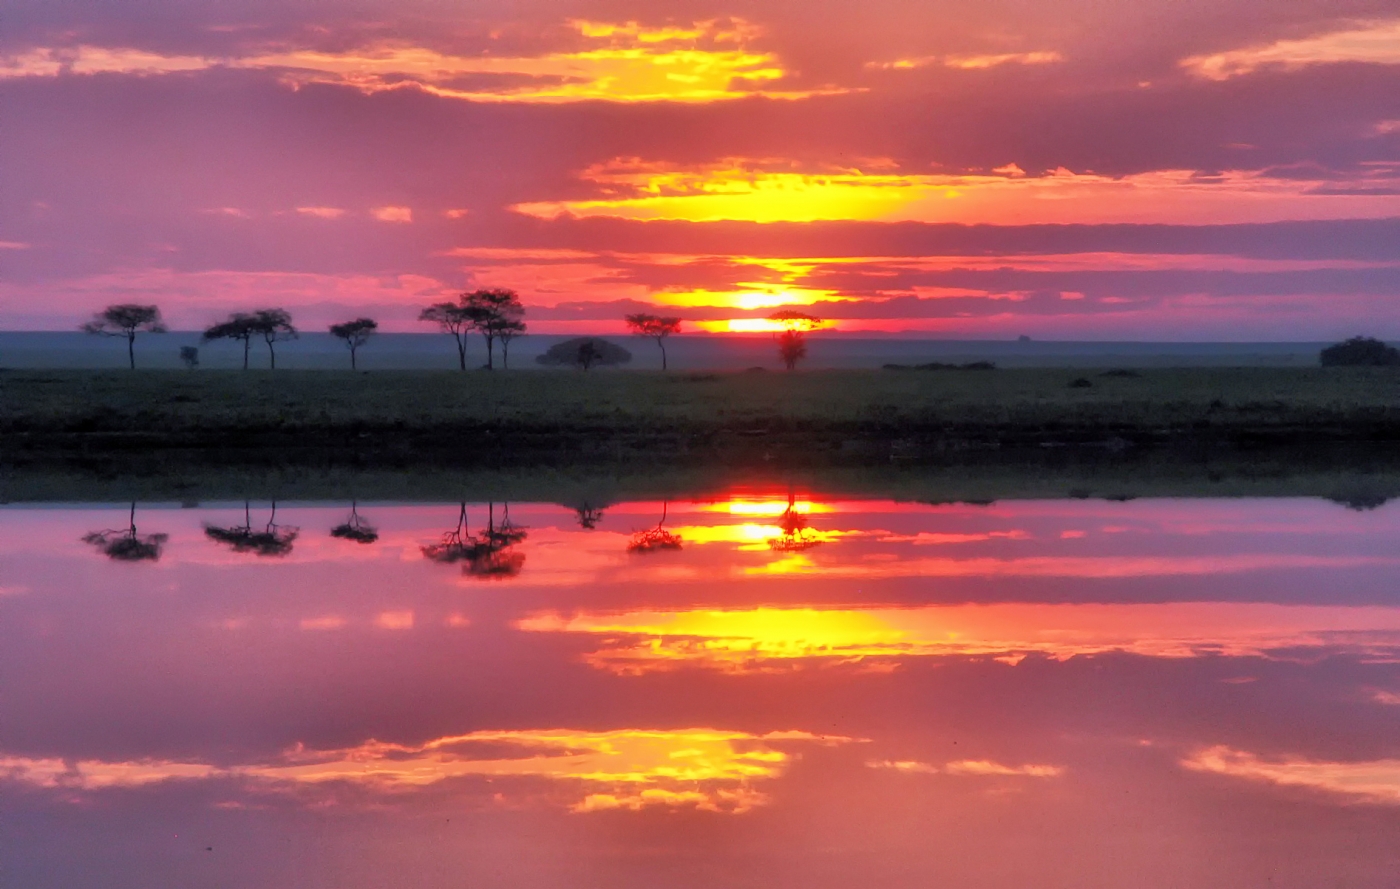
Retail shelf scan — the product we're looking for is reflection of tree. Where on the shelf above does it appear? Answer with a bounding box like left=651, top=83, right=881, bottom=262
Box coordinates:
left=330, top=502, right=379, bottom=544
left=573, top=500, right=607, bottom=530
left=83, top=502, right=168, bottom=562
left=628, top=502, right=683, bottom=553
left=204, top=501, right=298, bottom=557
left=421, top=502, right=527, bottom=579
left=768, top=491, right=822, bottom=553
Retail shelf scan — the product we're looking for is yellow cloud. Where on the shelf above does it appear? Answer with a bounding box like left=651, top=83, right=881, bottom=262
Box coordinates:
left=868, top=51, right=1063, bottom=70
left=1183, top=20, right=1400, bottom=80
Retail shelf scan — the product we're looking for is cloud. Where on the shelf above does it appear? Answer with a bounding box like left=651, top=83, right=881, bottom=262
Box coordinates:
left=296, top=206, right=346, bottom=219
left=866, top=759, right=1063, bottom=777
left=371, top=206, right=413, bottom=223
left=868, top=52, right=1064, bottom=70
left=1182, top=745, right=1400, bottom=804
left=1183, top=19, right=1400, bottom=80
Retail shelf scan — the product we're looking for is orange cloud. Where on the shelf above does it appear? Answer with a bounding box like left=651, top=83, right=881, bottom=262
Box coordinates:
left=1182, top=745, right=1400, bottom=804
left=1182, top=20, right=1400, bottom=80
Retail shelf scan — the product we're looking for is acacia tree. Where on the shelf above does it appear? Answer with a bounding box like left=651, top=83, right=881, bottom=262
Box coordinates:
left=536, top=337, right=631, bottom=370
left=497, top=319, right=526, bottom=369
left=624, top=314, right=682, bottom=370
left=329, top=317, right=378, bottom=370
left=768, top=310, right=821, bottom=371
left=462, top=288, right=525, bottom=370
left=82, top=503, right=168, bottom=562
left=82, top=304, right=167, bottom=369
left=202, top=313, right=258, bottom=369
left=251, top=308, right=297, bottom=369
left=419, top=302, right=473, bottom=370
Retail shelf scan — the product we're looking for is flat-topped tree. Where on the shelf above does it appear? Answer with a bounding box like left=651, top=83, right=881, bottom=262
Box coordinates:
left=462, top=288, right=525, bottom=370
left=82, top=304, right=167, bottom=369
left=251, top=308, right=296, bottom=369
left=625, top=314, right=682, bottom=370
left=202, top=313, right=258, bottom=369
left=419, top=301, right=473, bottom=370
left=329, top=317, right=378, bottom=370
left=768, top=310, right=822, bottom=371
left=536, top=337, right=632, bottom=371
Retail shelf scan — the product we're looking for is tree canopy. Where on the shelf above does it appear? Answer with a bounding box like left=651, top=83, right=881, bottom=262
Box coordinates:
left=329, top=317, right=378, bottom=369
left=202, top=313, right=258, bottom=369
left=768, top=311, right=822, bottom=371
left=625, top=313, right=682, bottom=370
left=536, top=337, right=632, bottom=370
left=1320, top=336, right=1400, bottom=367
left=81, top=304, right=167, bottom=368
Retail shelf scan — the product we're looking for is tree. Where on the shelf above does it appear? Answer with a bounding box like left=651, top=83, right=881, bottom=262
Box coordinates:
left=251, top=308, right=297, bottom=369
left=627, top=502, right=683, bottom=553
left=204, top=502, right=298, bottom=557
left=81, top=304, right=167, bottom=369
left=330, top=502, right=379, bottom=543
left=625, top=314, right=682, bottom=370
left=420, top=502, right=527, bottom=579
left=419, top=302, right=473, bottom=370
left=329, top=317, right=378, bottom=370
left=82, top=503, right=168, bottom=562
left=202, top=313, right=258, bottom=369
left=768, top=310, right=821, bottom=371
left=1320, top=336, right=1400, bottom=366
left=536, top=337, right=632, bottom=370
left=497, top=319, right=526, bottom=369
left=179, top=346, right=199, bottom=368
left=461, top=288, right=525, bottom=370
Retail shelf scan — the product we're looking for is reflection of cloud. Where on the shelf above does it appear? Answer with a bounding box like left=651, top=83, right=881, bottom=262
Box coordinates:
left=519, top=603, right=1400, bottom=673
left=1183, top=20, right=1400, bottom=80
left=0, top=20, right=843, bottom=104
left=1182, top=745, right=1400, bottom=804
left=867, top=759, right=1062, bottom=777
left=0, top=729, right=850, bottom=814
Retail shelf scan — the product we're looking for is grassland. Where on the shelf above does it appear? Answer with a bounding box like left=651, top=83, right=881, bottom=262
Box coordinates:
left=3, top=367, right=1400, bottom=468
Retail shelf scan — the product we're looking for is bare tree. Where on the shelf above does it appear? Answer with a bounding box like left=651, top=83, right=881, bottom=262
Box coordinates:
left=82, top=304, right=167, bottom=369
left=625, top=314, right=682, bottom=370
left=203, top=313, right=258, bottom=369
left=329, top=318, right=378, bottom=370
left=768, top=310, right=821, bottom=371
left=627, top=502, right=683, bottom=553
left=419, top=302, right=473, bottom=370
left=251, top=309, right=297, bottom=369
left=83, top=503, right=168, bottom=562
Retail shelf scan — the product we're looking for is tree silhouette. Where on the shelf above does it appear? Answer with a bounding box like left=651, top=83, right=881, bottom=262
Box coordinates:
left=251, top=309, right=297, bottom=369
left=536, top=337, right=632, bottom=370
left=179, top=346, right=199, bottom=368
left=573, top=500, right=607, bottom=529
left=330, top=502, right=379, bottom=543
left=329, top=318, right=378, bottom=370
left=1320, top=336, right=1400, bottom=366
left=202, top=313, right=258, bottom=369
left=419, top=301, right=473, bottom=370
left=82, top=304, right=167, bottom=369
left=497, top=319, right=526, bottom=369
left=421, top=502, right=527, bottom=579
left=768, top=311, right=821, bottom=371
left=204, top=502, right=298, bottom=557
left=461, top=289, right=526, bottom=370
left=627, top=502, right=683, bottom=553
left=767, top=491, right=823, bottom=553
left=83, top=503, right=168, bottom=562
left=625, top=314, right=682, bottom=370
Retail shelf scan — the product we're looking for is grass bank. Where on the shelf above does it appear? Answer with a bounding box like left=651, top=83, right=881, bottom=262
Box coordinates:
left=3, top=367, right=1400, bottom=466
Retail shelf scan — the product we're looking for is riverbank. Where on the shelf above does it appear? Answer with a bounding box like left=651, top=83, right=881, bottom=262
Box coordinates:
left=3, top=368, right=1400, bottom=466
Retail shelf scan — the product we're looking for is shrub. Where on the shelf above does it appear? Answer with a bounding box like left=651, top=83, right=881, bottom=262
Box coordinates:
left=536, top=337, right=632, bottom=370
left=1320, top=336, right=1400, bottom=367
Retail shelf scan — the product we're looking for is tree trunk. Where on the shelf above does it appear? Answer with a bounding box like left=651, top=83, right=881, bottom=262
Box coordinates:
left=350, top=346, right=358, bottom=370
left=502, top=342, right=510, bottom=369
left=127, top=333, right=136, bottom=369
left=484, top=335, right=495, bottom=370
left=242, top=338, right=250, bottom=370
left=659, top=339, right=668, bottom=371
left=267, top=338, right=276, bottom=370
left=456, top=336, right=466, bottom=370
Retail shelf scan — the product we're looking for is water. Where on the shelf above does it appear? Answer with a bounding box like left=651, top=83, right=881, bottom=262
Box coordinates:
left=3, top=493, right=1399, bottom=887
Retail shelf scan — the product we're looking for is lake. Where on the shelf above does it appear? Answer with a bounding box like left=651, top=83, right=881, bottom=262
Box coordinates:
left=3, top=492, right=1398, bottom=887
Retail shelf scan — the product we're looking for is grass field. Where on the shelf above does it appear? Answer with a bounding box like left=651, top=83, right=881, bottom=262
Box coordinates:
left=3, top=367, right=1400, bottom=464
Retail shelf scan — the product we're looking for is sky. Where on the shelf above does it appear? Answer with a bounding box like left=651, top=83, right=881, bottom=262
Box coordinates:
left=3, top=0, right=1400, bottom=338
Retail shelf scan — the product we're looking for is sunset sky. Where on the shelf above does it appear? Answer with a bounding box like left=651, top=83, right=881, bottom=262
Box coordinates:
left=3, top=0, right=1400, bottom=337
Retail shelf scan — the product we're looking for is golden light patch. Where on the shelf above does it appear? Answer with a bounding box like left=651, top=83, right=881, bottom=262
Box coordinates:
left=0, top=728, right=852, bottom=814
left=517, top=603, right=1400, bottom=674
left=1182, top=745, right=1400, bottom=804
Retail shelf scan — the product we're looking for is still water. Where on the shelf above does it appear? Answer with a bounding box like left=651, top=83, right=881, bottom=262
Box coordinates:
left=3, top=493, right=1399, bottom=887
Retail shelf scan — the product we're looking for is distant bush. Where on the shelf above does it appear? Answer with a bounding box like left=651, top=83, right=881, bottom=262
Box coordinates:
left=536, top=337, right=631, bottom=370
left=1068, top=377, right=1093, bottom=388
left=1100, top=368, right=1140, bottom=378
left=1320, top=336, right=1400, bottom=367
